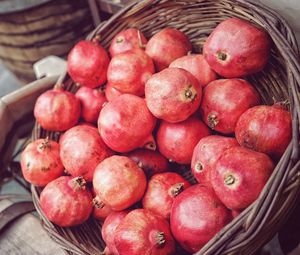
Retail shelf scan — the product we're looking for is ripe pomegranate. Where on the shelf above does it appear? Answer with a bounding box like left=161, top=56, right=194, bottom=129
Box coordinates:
left=67, top=40, right=110, bottom=88
left=203, top=18, right=271, bottom=78
left=169, top=54, right=217, bottom=87
left=191, top=135, right=238, bottom=186
left=93, top=156, right=147, bottom=211
left=115, top=209, right=175, bottom=255
left=107, top=49, right=155, bottom=95
left=98, top=94, right=156, bottom=152
left=40, top=176, right=93, bottom=227
left=34, top=89, right=80, bottom=131
left=60, top=125, right=112, bottom=181
left=211, top=146, right=274, bottom=210
left=146, top=27, right=192, bottom=71
left=105, top=83, right=124, bottom=101
left=145, top=68, right=202, bottom=123
left=20, top=138, right=64, bottom=186
left=170, top=185, right=232, bottom=253
left=157, top=117, right=211, bottom=164
left=142, top=172, right=190, bottom=219
left=200, top=79, right=260, bottom=134
left=235, top=105, right=292, bottom=159
left=75, top=86, right=107, bottom=123
left=102, top=211, right=129, bottom=255
left=127, top=149, right=169, bottom=178
left=92, top=192, right=113, bottom=221
left=109, top=28, right=148, bottom=57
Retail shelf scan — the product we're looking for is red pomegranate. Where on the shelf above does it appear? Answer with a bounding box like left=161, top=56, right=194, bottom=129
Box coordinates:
left=40, top=176, right=93, bottom=227
left=146, top=27, right=192, bottom=71
left=102, top=211, right=129, bottom=255
left=157, top=116, right=211, bottom=164
left=211, top=146, right=274, bottom=210
left=75, top=86, right=107, bottom=123
left=115, top=209, right=175, bottom=255
left=170, top=185, right=232, bottom=253
left=169, top=54, right=217, bottom=87
left=142, top=172, right=190, bottom=219
left=203, top=18, right=271, bottom=78
left=92, top=192, right=113, bottom=221
left=93, top=156, right=147, bottom=211
left=67, top=40, right=110, bottom=88
left=191, top=135, right=238, bottom=186
left=107, top=49, right=155, bottom=95
left=20, top=138, right=64, bottom=186
left=34, top=89, right=81, bottom=131
left=127, top=149, right=169, bottom=178
left=98, top=94, right=156, bottom=152
left=109, top=28, right=148, bottom=57
left=105, top=83, right=124, bottom=101
left=60, top=125, right=112, bottom=181
left=235, top=105, right=292, bottom=159
left=200, top=79, right=260, bottom=134
left=145, top=67, right=202, bottom=123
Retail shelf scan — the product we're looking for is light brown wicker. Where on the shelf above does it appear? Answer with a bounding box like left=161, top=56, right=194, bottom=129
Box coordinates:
left=31, top=0, right=300, bottom=254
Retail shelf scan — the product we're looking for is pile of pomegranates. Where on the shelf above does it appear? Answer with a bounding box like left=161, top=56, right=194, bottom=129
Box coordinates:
left=21, top=17, right=292, bottom=254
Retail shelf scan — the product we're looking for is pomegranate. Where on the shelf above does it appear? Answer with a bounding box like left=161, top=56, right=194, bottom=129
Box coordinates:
left=191, top=135, right=238, bottom=186
left=20, top=138, right=64, bottom=186
left=107, top=49, right=155, bottom=95
left=127, top=149, right=169, bottom=178
left=92, top=192, right=113, bottom=221
left=142, top=172, right=190, bottom=219
left=75, top=86, right=107, bottom=123
left=145, top=67, right=202, bottom=123
left=102, top=211, right=129, bottom=255
left=157, top=116, right=211, bottom=164
left=146, top=27, right=192, bottom=71
left=170, top=185, right=232, bottom=253
left=115, top=209, right=175, bottom=255
left=231, top=210, right=242, bottom=219
left=93, top=156, right=147, bottom=211
left=235, top=105, right=292, bottom=159
left=40, top=176, right=93, bottom=227
left=105, top=83, right=124, bottom=101
left=203, top=18, right=271, bottom=78
left=60, top=125, right=112, bottom=181
left=34, top=89, right=80, bottom=131
left=67, top=40, right=110, bottom=88
left=211, top=146, right=274, bottom=210
left=169, top=54, right=217, bottom=87
left=98, top=94, right=156, bottom=152
left=109, top=28, right=147, bottom=57
left=200, top=79, right=260, bottom=134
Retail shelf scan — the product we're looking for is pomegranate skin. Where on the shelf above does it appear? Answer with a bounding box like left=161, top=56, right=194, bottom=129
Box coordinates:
left=60, top=125, right=112, bottom=181
left=93, top=156, right=147, bottom=211
left=191, top=135, right=239, bottom=186
left=211, top=146, right=274, bottom=210
left=145, top=67, right=202, bottom=123
left=67, top=40, right=110, bottom=88
left=115, top=209, right=175, bottom=255
left=102, top=211, right=129, bottom=255
left=75, top=87, right=107, bottom=123
left=109, top=28, right=147, bottom=57
left=105, top=83, right=124, bottom=101
left=34, top=89, right=81, bottom=132
left=235, top=105, right=292, bottom=159
left=170, top=185, right=232, bottom=253
left=146, top=28, right=192, bottom=71
left=107, top=49, right=155, bottom=95
left=98, top=94, right=156, bottom=153
left=142, top=172, right=191, bottom=219
left=127, top=149, right=169, bottom=178
left=157, top=117, right=211, bottom=164
left=92, top=193, right=113, bottom=221
left=40, top=176, right=93, bottom=227
left=203, top=18, right=271, bottom=78
left=20, top=138, right=64, bottom=186
left=170, top=54, right=217, bottom=87
left=200, top=79, right=260, bottom=134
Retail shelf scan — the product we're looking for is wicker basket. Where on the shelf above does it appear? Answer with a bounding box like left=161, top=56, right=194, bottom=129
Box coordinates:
left=31, top=0, right=300, bottom=254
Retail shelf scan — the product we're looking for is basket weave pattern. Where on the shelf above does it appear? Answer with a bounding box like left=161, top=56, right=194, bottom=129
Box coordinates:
left=32, top=0, right=300, bottom=254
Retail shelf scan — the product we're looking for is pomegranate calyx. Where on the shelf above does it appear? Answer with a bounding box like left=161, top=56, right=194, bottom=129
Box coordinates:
left=92, top=197, right=105, bottom=209
left=184, top=86, right=197, bottom=102
left=170, top=183, right=185, bottom=197
left=217, top=51, right=227, bottom=61
left=70, top=176, right=87, bottom=191
left=208, top=113, right=219, bottom=129
left=38, top=137, right=51, bottom=151
left=195, top=162, right=203, bottom=172
left=116, top=37, right=124, bottom=43
left=224, top=175, right=236, bottom=186
left=156, top=231, right=166, bottom=247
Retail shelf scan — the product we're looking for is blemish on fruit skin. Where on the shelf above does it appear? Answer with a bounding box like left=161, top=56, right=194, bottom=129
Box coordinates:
left=26, top=162, right=30, bottom=170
